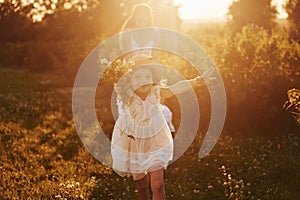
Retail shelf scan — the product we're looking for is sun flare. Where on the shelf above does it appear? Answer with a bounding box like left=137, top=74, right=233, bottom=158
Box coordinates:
left=175, top=0, right=232, bottom=19
left=175, top=0, right=288, bottom=20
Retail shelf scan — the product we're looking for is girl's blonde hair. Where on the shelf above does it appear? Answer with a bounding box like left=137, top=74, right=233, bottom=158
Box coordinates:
left=114, top=61, right=160, bottom=107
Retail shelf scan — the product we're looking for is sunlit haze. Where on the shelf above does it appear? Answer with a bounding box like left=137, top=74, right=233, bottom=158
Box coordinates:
left=175, top=0, right=288, bottom=20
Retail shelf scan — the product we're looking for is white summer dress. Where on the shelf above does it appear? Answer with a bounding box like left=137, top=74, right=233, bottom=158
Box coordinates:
left=111, top=86, right=174, bottom=177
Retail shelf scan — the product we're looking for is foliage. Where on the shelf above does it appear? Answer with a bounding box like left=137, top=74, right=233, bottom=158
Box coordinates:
left=0, top=1, right=181, bottom=42
left=227, top=0, right=277, bottom=32
left=0, top=2, right=121, bottom=42
left=285, top=0, right=300, bottom=40
left=189, top=24, right=300, bottom=133
left=0, top=38, right=99, bottom=84
left=0, top=0, right=99, bottom=22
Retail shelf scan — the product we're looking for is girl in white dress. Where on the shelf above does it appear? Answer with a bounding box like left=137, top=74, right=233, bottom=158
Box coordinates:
left=111, top=61, right=206, bottom=200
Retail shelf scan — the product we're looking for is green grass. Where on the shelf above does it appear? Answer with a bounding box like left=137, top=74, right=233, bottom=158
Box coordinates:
left=0, top=69, right=299, bottom=199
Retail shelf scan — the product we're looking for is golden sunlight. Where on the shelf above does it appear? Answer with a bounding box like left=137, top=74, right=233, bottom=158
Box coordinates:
left=274, top=0, right=288, bottom=18
left=175, top=0, right=232, bottom=19
left=175, top=0, right=288, bottom=19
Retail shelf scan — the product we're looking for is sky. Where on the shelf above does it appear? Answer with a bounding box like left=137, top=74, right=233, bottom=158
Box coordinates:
left=175, top=0, right=288, bottom=19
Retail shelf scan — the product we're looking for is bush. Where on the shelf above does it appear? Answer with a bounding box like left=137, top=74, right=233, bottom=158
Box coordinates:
left=0, top=38, right=100, bottom=84
left=190, top=24, right=300, bottom=133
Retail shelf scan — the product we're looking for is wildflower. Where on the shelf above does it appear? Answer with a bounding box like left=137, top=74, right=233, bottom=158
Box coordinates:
left=100, top=58, right=109, bottom=65
left=193, top=189, right=200, bottom=194
left=207, top=185, right=213, bottom=189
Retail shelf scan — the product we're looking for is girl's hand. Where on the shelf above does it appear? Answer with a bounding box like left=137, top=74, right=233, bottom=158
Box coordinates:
left=161, top=67, right=217, bottom=98
left=194, top=76, right=205, bottom=86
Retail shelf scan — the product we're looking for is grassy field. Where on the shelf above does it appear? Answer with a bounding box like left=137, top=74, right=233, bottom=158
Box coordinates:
left=0, top=69, right=299, bottom=199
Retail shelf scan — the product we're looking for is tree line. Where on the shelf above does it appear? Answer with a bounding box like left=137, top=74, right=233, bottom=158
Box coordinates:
left=0, top=0, right=300, bottom=41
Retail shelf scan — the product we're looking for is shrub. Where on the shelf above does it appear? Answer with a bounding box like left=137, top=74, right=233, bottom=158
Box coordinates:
left=190, top=24, right=300, bottom=133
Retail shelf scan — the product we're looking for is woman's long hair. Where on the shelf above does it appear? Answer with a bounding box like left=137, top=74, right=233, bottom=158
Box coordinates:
left=119, top=3, right=155, bottom=58
left=120, top=3, right=154, bottom=32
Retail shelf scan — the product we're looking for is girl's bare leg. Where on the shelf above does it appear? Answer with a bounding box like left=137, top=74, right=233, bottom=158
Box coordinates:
left=149, top=169, right=166, bottom=200
left=134, top=173, right=150, bottom=200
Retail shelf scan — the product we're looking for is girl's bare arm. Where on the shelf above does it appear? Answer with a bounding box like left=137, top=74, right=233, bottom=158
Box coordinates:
left=160, top=67, right=215, bottom=99
left=160, top=76, right=205, bottom=99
